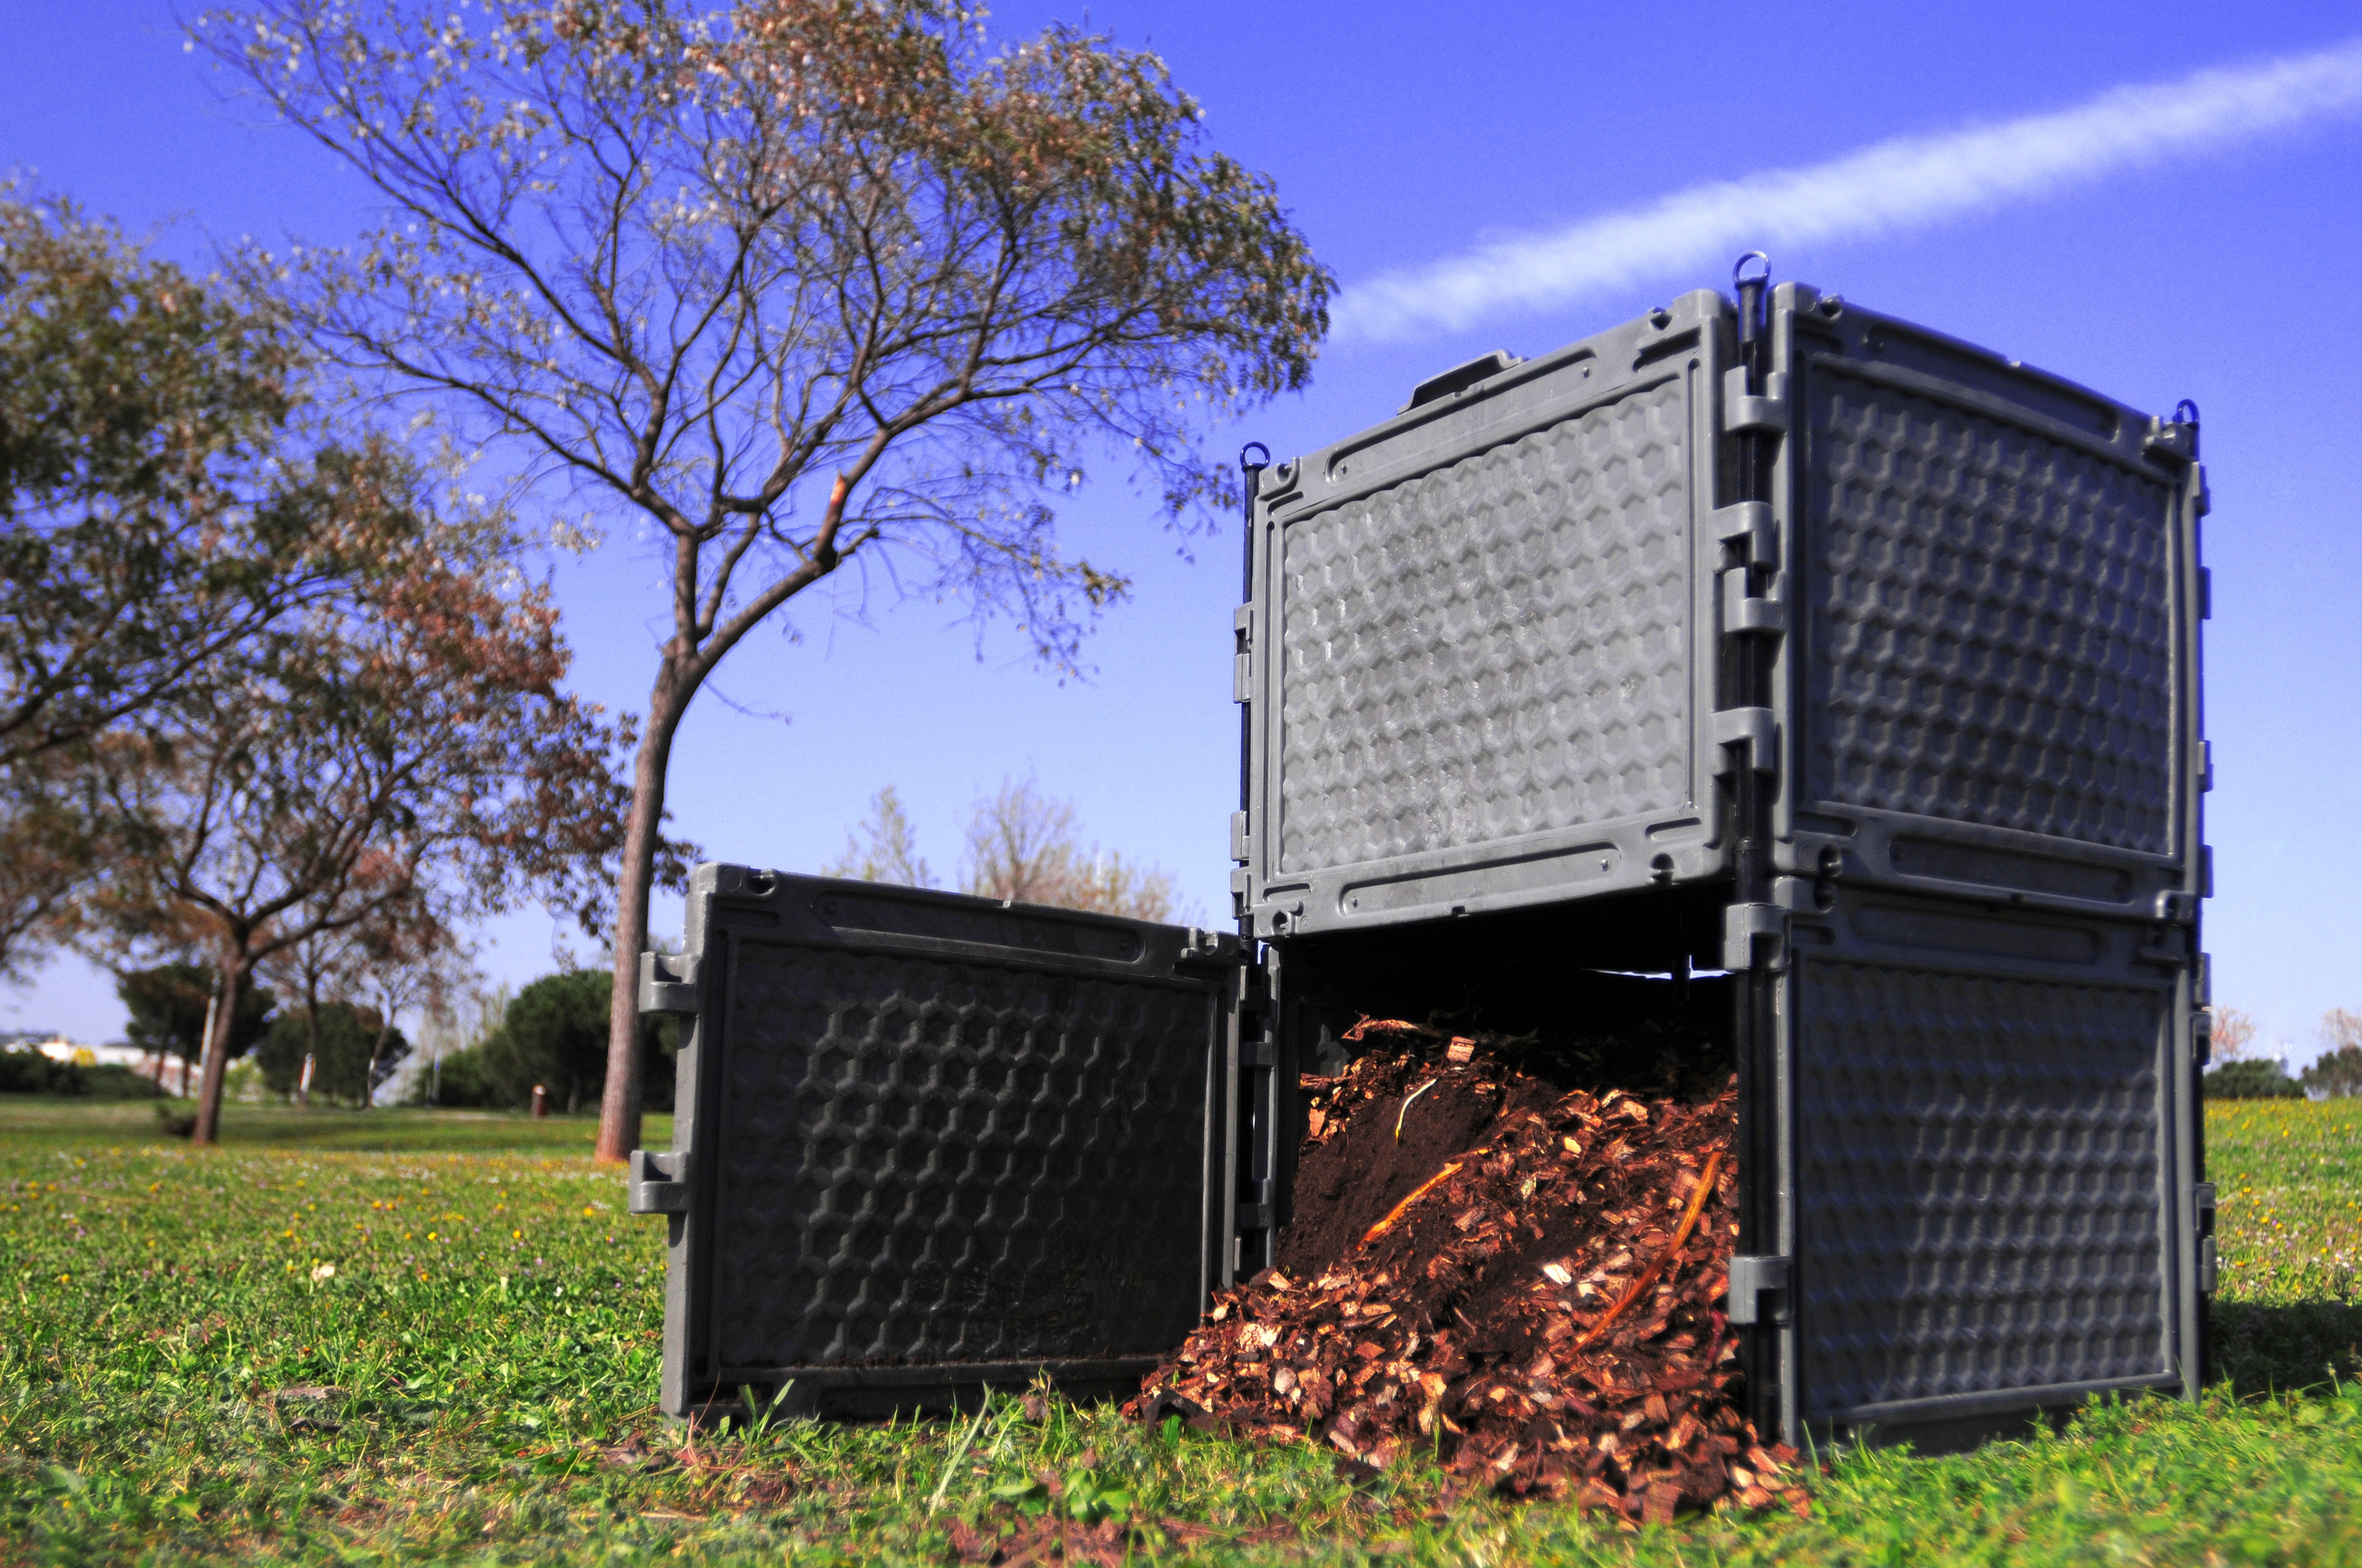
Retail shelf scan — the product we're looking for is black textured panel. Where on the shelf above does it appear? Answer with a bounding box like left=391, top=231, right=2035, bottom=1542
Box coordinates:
left=1796, top=960, right=2169, bottom=1417
left=1276, top=377, right=1693, bottom=875
left=710, top=942, right=1210, bottom=1371
left=1806, top=370, right=2177, bottom=854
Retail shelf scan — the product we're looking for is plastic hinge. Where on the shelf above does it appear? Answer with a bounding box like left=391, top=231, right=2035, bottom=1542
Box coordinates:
left=1240, top=1039, right=1276, bottom=1068
left=1711, top=501, right=1775, bottom=562
left=1721, top=569, right=1787, bottom=636
left=2193, top=467, right=2210, bottom=517
left=2197, top=738, right=2213, bottom=792
left=2153, top=890, right=2198, bottom=924
left=2196, top=953, right=2213, bottom=1006
left=1230, top=810, right=1249, bottom=862
left=2200, top=845, right=2214, bottom=898
left=1726, top=1255, right=1791, bottom=1326
left=1233, top=650, right=1252, bottom=703
left=1721, top=367, right=1790, bottom=436
left=1236, top=1203, right=1274, bottom=1233
left=1723, top=903, right=1787, bottom=971
left=1770, top=875, right=1819, bottom=913
left=1177, top=927, right=1244, bottom=968
left=2143, top=416, right=2197, bottom=460
left=2192, top=1009, right=2214, bottom=1066
left=637, top=951, right=700, bottom=1016
left=1711, top=707, right=1776, bottom=774
left=2198, top=567, right=2212, bottom=621
left=2197, top=1235, right=2219, bottom=1295
left=627, top=1149, right=690, bottom=1216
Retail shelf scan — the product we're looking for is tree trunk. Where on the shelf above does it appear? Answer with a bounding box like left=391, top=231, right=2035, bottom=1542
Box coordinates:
left=364, top=1015, right=394, bottom=1110
left=595, top=664, right=690, bottom=1165
left=301, top=971, right=321, bottom=1108
left=190, top=950, right=249, bottom=1145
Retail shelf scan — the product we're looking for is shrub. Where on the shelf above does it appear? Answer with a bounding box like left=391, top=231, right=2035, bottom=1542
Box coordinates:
left=2205, top=1059, right=2304, bottom=1099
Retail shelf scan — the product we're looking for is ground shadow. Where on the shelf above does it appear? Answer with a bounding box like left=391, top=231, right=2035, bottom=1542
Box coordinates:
left=2212, top=1300, right=2362, bottom=1394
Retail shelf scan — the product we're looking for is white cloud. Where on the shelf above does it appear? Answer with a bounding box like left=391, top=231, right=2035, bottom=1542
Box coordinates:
left=1334, top=38, right=2362, bottom=344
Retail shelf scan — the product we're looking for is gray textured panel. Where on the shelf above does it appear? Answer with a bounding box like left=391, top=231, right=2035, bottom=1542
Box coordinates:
left=1795, top=960, right=2169, bottom=1418
left=1806, top=369, right=2177, bottom=854
left=1276, top=378, right=1692, bottom=875
left=710, top=942, right=1209, bottom=1370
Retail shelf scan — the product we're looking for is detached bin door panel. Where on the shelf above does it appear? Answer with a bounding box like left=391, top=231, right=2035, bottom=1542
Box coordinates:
left=652, top=866, right=1231, bottom=1418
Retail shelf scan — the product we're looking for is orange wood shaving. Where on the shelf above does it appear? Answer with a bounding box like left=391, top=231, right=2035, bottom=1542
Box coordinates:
left=1341, top=1017, right=1442, bottom=1043
left=1361, top=1161, right=1464, bottom=1246
left=1570, top=1150, right=1724, bottom=1353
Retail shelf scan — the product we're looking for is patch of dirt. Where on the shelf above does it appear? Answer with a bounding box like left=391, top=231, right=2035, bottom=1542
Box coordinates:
left=1133, top=1029, right=1809, bottom=1522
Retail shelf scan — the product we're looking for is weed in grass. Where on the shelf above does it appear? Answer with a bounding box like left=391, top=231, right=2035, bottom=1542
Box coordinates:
left=4, top=1097, right=2362, bottom=1563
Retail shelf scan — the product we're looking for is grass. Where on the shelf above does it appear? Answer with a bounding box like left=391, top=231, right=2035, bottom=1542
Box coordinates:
left=1, top=1097, right=2358, bottom=1564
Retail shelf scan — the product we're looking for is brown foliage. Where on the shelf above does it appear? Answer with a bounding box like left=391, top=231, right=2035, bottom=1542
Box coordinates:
left=85, top=448, right=664, bottom=1141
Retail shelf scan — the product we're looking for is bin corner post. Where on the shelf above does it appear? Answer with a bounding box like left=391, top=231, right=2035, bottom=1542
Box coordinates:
left=1723, top=252, right=1795, bottom=1446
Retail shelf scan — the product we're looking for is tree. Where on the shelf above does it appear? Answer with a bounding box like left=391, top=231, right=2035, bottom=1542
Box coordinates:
left=0, top=192, right=355, bottom=976
left=2207, top=1006, right=2257, bottom=1062
left=255, top=999, right=409, bottom=1104
left=195, top=0, right=1333, bottom=1162
left=823, top=786, right=935, bottom=889
left=117, top=961, right=275, bottom=1092
left=960, top=773, right=1178, bottom=920
left=85, top=450, right=663, bottom=1145
left=499, top=970, right=612, bottom=1114
left=263, top=887, right=473, bottom=1108
left=2202, top=1059, right=2302, bottom=1100
left=2302, top=1010, right=2362, bottom=1098
left=829, top=773, right=1180, bottom=919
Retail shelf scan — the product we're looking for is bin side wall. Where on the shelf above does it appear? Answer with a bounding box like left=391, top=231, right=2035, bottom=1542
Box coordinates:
left=1788, top=894, right=2185, bottom=1428
left=1275, top=375, right=1696, bottom=874
left=1800, top=368, right=2179, bottom=853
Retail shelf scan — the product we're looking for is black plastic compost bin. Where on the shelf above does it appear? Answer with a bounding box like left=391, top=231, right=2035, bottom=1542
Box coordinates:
left=631, top=276, right=2214, bottom=1451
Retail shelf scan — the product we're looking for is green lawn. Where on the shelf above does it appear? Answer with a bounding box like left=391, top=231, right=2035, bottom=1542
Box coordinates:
left=2, top=1095, right=2358, bottom=1564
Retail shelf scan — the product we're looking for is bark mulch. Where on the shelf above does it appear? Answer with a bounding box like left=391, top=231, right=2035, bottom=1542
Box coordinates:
left=1129, top=1026, right=1809, bottom=1525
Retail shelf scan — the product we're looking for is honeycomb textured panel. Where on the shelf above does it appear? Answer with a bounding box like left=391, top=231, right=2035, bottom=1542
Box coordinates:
left=708, top=941, right=1210, bottom=1371
left=1276, top=378, right=1693, bottom=875
left=1806, top=371, right=2177, bottom=853
left=1795, top=960, right=2169, bottom=1417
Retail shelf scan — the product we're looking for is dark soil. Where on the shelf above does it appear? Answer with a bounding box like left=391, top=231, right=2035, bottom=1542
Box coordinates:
left=1134, top=1025, right=1806, bottom=1522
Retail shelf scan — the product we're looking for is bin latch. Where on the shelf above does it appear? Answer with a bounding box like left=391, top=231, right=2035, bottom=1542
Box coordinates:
left=1177, top=927, right=1246, bottom=970
left=1723, top=903, right=1788, bottom=973
left=638, top=951, right=700, bottom=1016
left=2193, top=1183, right=2218, bottom=1295
left=1726, top=1255, right=1792, bottom=1326
left=628, top=1149, right=692, bottom=1216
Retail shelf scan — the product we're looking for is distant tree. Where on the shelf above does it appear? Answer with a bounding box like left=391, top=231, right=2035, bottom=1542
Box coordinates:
left=256, top=999, right=408, bottom=1105
left=2207, top=1006, right=2257, bottom=1062
left=824, top=786, right=936, bottom=889
left=84, top=453, right=667, bottom=1145
left=195, top=0, right=1332, bottom=1163
left=498, top=970, right=613, bottom=1115
left=959, top=774, right=1178, bottom=921
left=117, top=962, right=275, bottom=1092
left=2203, top=1059, right=2303, bottom=1100
left=2303, top=1012, right=2362, bottom=1098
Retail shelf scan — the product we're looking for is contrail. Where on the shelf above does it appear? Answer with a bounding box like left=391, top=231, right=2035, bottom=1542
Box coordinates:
left=1333, top=39, right=2362, bottom=344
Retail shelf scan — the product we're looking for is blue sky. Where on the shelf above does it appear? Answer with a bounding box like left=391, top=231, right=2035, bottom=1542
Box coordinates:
left=5, top=1, right=2359, bottom=1063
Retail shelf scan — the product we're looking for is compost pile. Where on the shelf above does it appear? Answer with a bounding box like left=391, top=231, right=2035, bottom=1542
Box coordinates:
left=1132, top=1023, right=1806, bottom=1522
